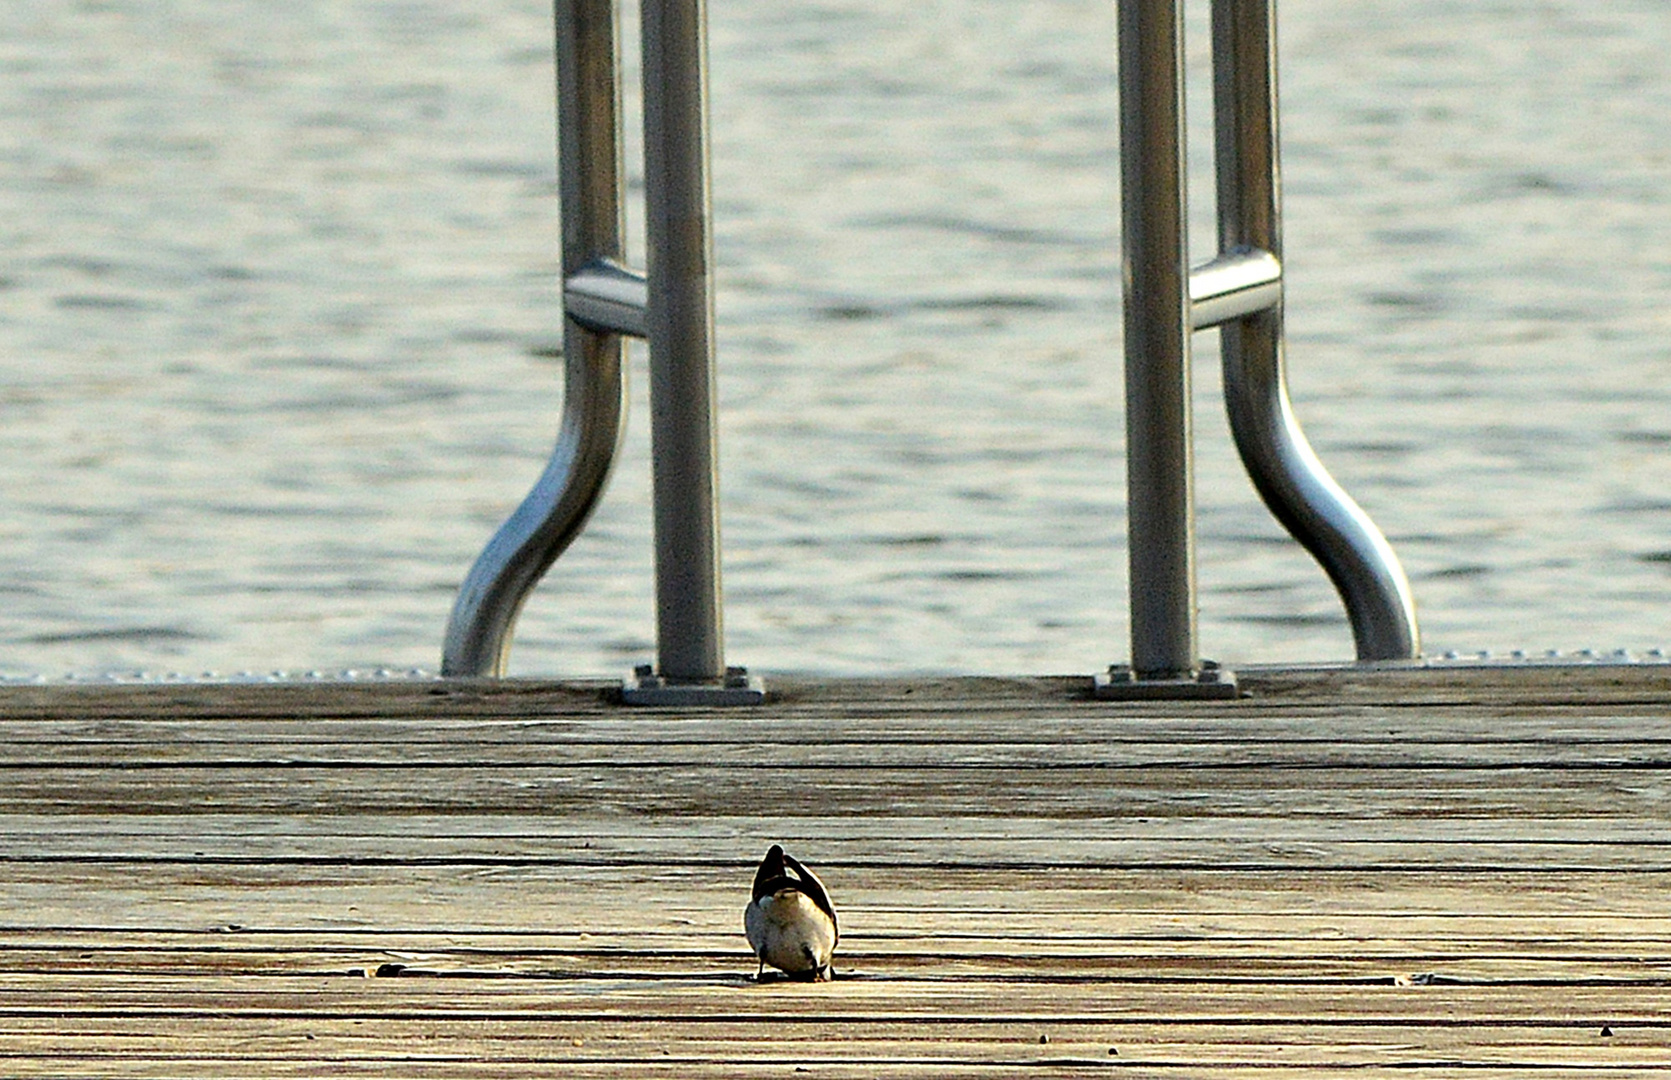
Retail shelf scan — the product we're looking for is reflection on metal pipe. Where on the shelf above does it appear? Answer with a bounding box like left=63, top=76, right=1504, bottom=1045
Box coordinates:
left=1212, top=0, right=1418, bottom=660
left=564, top=261, right=648, bottom=339
left=1189, top=247, right=1281, bottom=330
left=442, top=0, right=630, bottom=677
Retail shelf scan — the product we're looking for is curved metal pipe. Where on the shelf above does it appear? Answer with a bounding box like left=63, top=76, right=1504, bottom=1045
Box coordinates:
left=1220, top=317, right=1419, bottom=660
left=1213, top=0, right=1418, bottom=660
left=441, top=0, right=631, bottom=676
left=441, top=329, right=627, bottom=677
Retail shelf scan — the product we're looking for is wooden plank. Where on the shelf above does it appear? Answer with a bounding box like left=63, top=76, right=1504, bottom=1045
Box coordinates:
left=4, top=1015, right=1668, bottom=1047
left=0, top=1064, right=1658, bottom=1080
left=2, top=1025, right=1670, bottom=1072
left=5, top=866, right=1671, bottom=926
left=8, top=811, right=1671, bottom=843
left=11, top=835, right=1671, bottom=871
left=9, top=816, right=1671, bottom=878
left=2, top=943, right=1670, bottom=984
left=0, top=663, right=1666, bottom=720
left=5, top=970, right=1671, bottom=1018
left=12, top=724, right=1671, bottom=766
left=9, top=921, right=1671, bottom=951
left=2, top=766, right=1669, bottom=823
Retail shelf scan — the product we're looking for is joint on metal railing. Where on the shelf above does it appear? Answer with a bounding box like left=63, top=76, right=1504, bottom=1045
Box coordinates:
left=1189, top=247, right=1282, bottom=330
left=564, top=260, right=649, bottom=338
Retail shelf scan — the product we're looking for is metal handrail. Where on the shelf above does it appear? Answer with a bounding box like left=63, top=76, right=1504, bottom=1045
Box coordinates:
left=443, top=0, right=760, bottom=703
left=442, top=0, right=629, bottom=680
left=1211, top=0, right=1418, bottom=663
left=450, top=0, right=1414, bottom=696
left=1103, top=0, right=1419, bottom=696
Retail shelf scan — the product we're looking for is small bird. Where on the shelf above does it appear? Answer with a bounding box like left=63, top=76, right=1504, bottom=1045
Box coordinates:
left=744, top=844, right=838, bottom=981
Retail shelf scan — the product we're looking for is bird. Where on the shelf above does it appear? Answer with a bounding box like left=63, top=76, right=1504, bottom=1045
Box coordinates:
left=744, top=844, right=838, bottom=981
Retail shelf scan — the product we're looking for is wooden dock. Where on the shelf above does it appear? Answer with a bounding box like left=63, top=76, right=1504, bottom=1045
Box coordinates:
left=2, top=664, right=1670, bottom=1076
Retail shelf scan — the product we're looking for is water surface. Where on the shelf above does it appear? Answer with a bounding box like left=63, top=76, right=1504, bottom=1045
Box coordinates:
left=1, top=0, right=1668, bottom=676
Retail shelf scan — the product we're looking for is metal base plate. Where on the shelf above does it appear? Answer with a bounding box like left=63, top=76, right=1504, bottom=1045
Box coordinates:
left=621, top=666, right=766, bottom=707
left=1094, top=663, right=1240, bottom=700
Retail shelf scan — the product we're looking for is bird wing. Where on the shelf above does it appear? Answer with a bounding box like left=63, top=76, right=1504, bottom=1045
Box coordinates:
left=781, top=852, right=838, bottom=939
left=752, top=844, right=787, bottom=902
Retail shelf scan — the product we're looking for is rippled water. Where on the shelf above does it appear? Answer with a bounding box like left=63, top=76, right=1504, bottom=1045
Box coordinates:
left=1, top=0, right=1669, bottom=677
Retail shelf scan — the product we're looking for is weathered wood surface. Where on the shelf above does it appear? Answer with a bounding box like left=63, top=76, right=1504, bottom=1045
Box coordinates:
left=1, top=665, right=1669, bottom=1076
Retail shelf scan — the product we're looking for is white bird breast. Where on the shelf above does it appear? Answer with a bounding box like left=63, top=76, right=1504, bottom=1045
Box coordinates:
left=746, top=889, right=836, bottom=974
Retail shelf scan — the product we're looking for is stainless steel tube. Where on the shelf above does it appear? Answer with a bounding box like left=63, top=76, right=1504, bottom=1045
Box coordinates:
left=441, top=0, right=630, bottom=676
left=641, top=0, right=726, bottom=682
left=563, top=260, right=648, bottom=338
left=1120, top=0, right=1199, bottom=679
left=1211, top=0, right=1419, bottom=660
left=1189, top=247, right=1282, bottom=330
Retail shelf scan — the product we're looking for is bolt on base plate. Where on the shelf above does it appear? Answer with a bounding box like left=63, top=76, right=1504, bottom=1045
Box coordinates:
left=621, top=665, right=766, bottom=706
left=1094, top=661, right=1240, bottom=700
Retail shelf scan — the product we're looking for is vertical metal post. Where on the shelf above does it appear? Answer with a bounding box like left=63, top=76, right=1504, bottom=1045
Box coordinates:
left=641, top=0, right=722, bottom=683
left=1212, top=0, right=1419, bottom=661
left=628, top=0, right=766, bottom=703
left=1118, top=0, right=1200, bottom=681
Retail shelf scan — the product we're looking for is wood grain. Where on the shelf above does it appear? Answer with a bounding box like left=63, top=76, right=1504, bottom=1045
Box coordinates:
left=1, top=665, right=1669, bottom=1074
